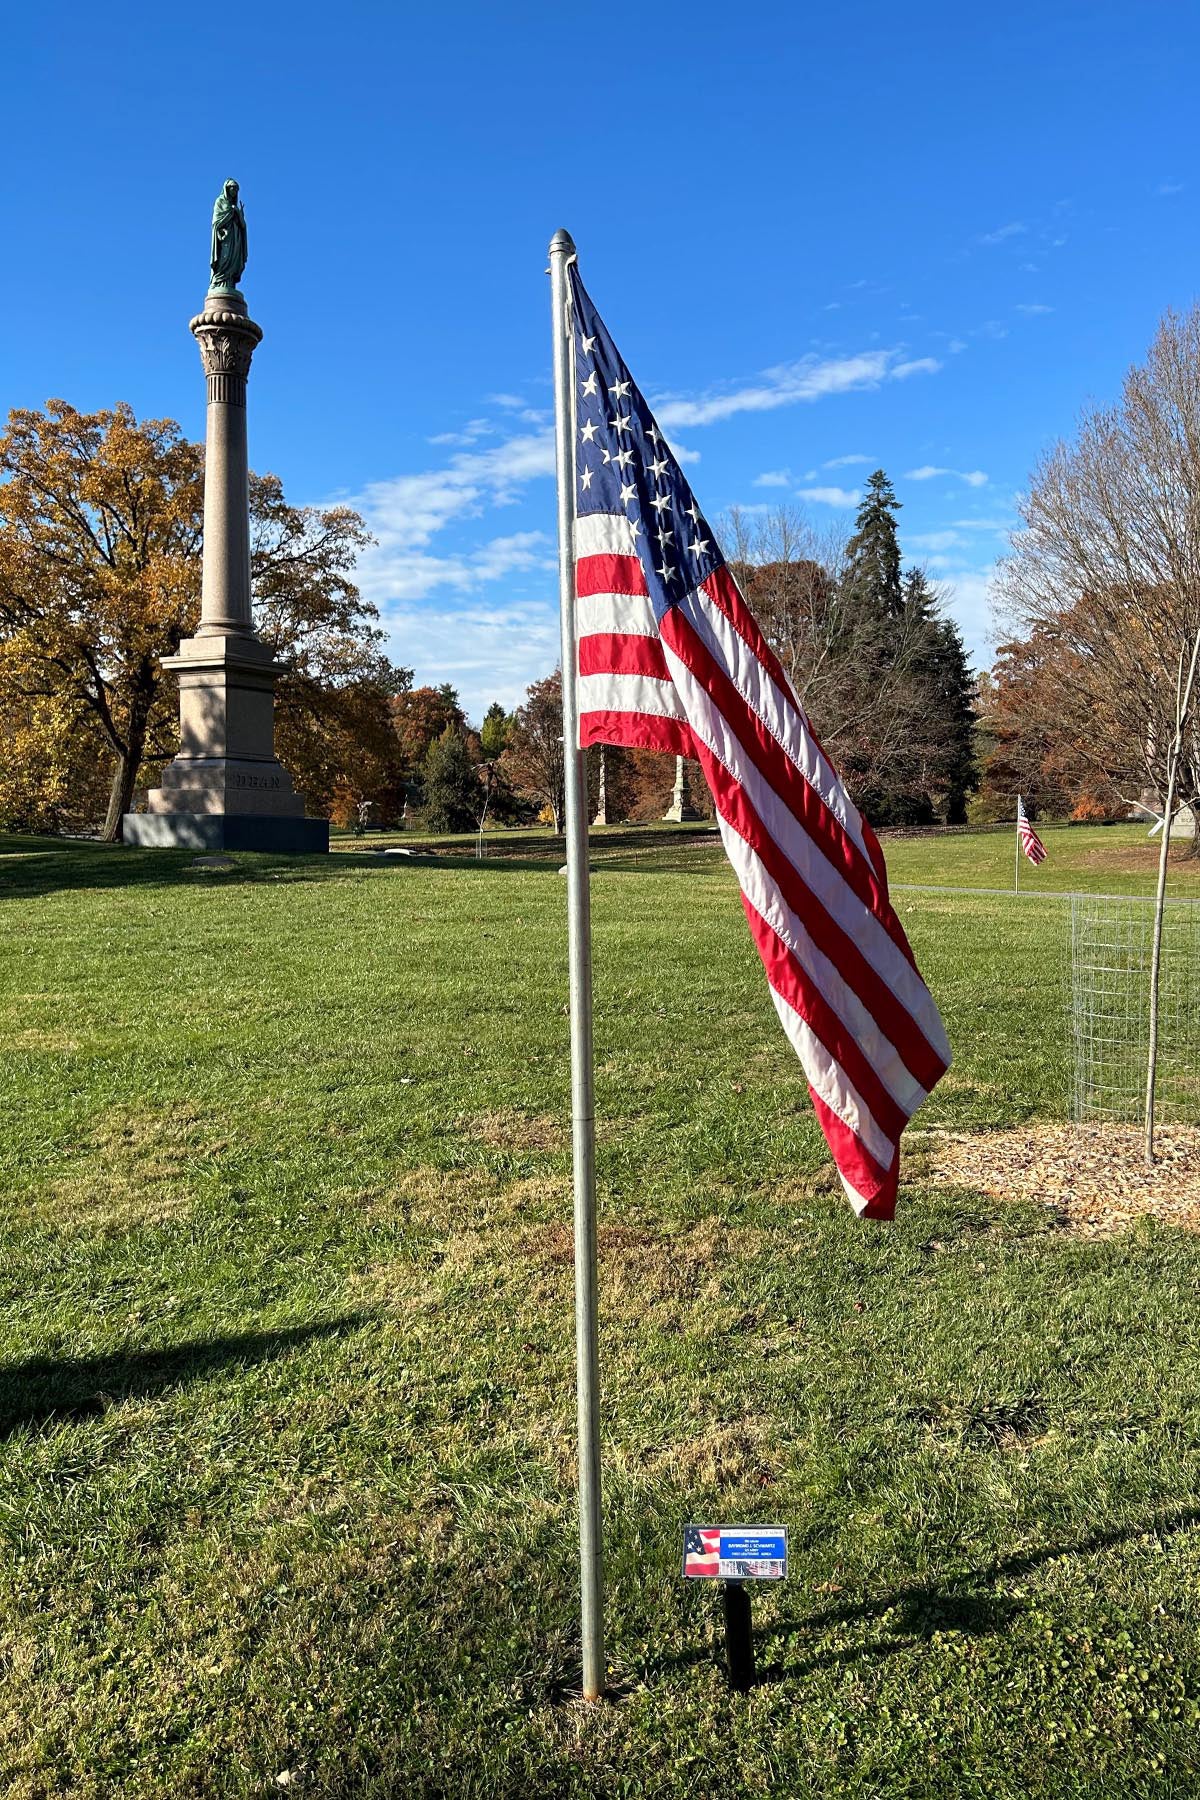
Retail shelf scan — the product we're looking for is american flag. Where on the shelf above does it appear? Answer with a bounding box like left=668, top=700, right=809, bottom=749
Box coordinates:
left=568, top=264, right=951, bottom=1220
left=1017, top=796, right=1047, bottom=865
left=682, top=1526, right=721, bottom=1577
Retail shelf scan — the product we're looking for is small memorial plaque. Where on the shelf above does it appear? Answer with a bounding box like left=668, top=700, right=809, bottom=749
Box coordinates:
left=682, top=1524, right=787, bottom=1580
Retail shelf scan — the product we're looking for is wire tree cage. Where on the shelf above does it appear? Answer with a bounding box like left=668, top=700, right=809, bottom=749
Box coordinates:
left=1070, top=894, right=1200, bottom=1125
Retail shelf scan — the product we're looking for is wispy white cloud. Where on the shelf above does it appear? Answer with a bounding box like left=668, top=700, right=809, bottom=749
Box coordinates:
left=892, top=357, right=941, bottom=380
left=909, top=530, right=966, bottom=553
left=1157, top=181, right=1185, bottom=196
left=950, top=516, right=1015, bottom=533
left=377, top=596, right=562, bottom=721
left=796, top=485, right=861, bottom=508
left=355, top=528, right=553, bottom=608
left=978, top=221, right=1027, bottom=246
left=905, top=465, right=989, bottom=488
left=824, top=452, right=873, bottom=469
left=753, top=469, right=793, bottom=487
left=487, top=392, right=529, bottom=409
left=358, top=431, right=556, bottom=554
left=428, top=418, right=496, bottom=447
left=1015, top=302, right=1054, bottom=316
left=652, top=347, right=940, bottom=429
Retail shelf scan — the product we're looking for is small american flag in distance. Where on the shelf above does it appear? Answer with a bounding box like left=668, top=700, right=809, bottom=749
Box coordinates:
left=682, top=1526, right=722, bottom=1577
left=1017, top=796, right=1047, bottom=865
left=569, top=262, right=951, bottom=1220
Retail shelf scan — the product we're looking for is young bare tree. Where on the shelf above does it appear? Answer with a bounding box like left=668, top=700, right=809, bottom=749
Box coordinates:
left=997, top=303, right=1200, bottom=1161
left=996, top=304, right=1200, bottom=832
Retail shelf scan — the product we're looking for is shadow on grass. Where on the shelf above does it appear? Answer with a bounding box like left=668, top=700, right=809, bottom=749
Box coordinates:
left=1, top=833, right=724, bottom=897
left=653, top=1503, right=1200, bottom=1688
left=0, top=837, right=366, bottom=902
left=0, top=1314, right=367, bottom=1438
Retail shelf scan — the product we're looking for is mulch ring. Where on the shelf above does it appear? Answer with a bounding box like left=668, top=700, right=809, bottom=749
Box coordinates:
left=908, top=1123, right=1200, bottom=1236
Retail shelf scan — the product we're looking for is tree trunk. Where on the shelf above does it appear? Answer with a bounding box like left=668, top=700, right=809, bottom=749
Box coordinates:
left=1146, top=629, right=1200, bottom=1165
left=99, top=686, right=152, bottom=842
left=100, top=748, right=140, bottom=842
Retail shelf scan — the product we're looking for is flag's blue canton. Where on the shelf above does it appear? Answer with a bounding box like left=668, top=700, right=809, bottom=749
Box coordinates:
left=569, top=266, right=723, bottom=620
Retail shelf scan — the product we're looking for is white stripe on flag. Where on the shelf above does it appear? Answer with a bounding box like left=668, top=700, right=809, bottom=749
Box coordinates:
left=575, top=513, right=639, bottom=558
left=761, top=965, right=898, bottom=1171
left=717, top=813, right=929, bottom=1117
left=577, top=669, right=688, bottom=721
left=576, top=589, right=660, bottom=638
left=682, top=583, right=875, bottom=869
left=662, top=635, right=947, bottom=1051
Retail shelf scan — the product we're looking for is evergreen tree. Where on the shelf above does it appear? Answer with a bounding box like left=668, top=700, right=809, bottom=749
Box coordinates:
left=479, top=701, right=512, bottom=760
left=843, top=470, right=903, bottom=618
left=421, top=725, right=483, bottom=832
left=898, top=568, right=977, bottom=824
left=831, top=471, right=912, bottom=818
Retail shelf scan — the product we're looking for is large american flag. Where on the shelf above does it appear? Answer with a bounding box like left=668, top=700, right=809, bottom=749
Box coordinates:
left=568, top=264, right=951, bottom=1220
left=1017, top=796, right=1047, bottom=865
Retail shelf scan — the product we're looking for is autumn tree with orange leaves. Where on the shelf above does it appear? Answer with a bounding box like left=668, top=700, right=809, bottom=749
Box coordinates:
left=0, top=401, right=405, bottom=838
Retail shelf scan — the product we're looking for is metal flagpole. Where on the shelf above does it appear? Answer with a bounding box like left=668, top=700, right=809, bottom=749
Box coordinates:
left=1014, top=798, right=1020, bottom=895
left=548, top=227, right=604, bottom=1701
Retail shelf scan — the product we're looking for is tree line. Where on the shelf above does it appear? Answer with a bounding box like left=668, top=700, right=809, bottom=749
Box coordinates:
left=370, top=468, right=983, bottom=837
left=0, top=398, right=986, bottom=841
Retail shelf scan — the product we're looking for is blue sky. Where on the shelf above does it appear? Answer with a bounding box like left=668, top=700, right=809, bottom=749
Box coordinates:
left=3, top=1, right=1196, bottom=723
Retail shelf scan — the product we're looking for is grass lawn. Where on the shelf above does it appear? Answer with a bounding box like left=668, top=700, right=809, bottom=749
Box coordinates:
left=2, top=825, right=1199, bottom=1798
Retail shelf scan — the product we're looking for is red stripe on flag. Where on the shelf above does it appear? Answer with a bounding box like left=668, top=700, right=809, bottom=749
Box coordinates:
left=576, top=552, right=649, bottom=598
left=661, top=601, right=917, bottom=969
left=808, top=1088, right=899, bottom=1218
left=685, top=728, right=948, bottom=1094
left=578, top=710, right=694, bottom=758
left=740, top=896, right=910, bottom=1143
left=702, top=565, right=895, bottom=900
left=578, top=632, right=671, bottom=682
left=701, top=563, right=803, bottom=721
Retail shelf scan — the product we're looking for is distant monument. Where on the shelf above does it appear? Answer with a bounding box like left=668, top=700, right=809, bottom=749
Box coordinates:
left=663, top=755, right=700, bottom=822
left=124, top=183, right=327, bottom=852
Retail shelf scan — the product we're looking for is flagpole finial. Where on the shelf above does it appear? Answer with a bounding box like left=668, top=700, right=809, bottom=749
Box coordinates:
left=549, top=228, right=576, bottom=258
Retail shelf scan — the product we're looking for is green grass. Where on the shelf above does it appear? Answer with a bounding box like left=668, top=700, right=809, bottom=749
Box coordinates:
left=1, top=826, right=1199, bottom=1798
left=335, top=818, right=1200, bottom=897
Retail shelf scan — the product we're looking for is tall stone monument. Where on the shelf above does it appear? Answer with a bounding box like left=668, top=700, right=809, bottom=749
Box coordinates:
left=662, top=754, right=700, bottom=822
left=124, top=181, right=328, bottom=852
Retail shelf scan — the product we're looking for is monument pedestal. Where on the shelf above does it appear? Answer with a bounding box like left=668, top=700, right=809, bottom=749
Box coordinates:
left=124, top=631, right=328, bottom=852
left=123, top=255, right=327, bottom=854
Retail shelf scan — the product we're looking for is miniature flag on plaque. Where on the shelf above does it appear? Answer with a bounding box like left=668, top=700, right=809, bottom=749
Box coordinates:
left=683, top=1526, right=787, bottom=1580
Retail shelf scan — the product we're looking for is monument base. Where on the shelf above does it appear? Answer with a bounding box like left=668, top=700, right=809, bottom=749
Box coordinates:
left=122, top=812, right=329, bottom=854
